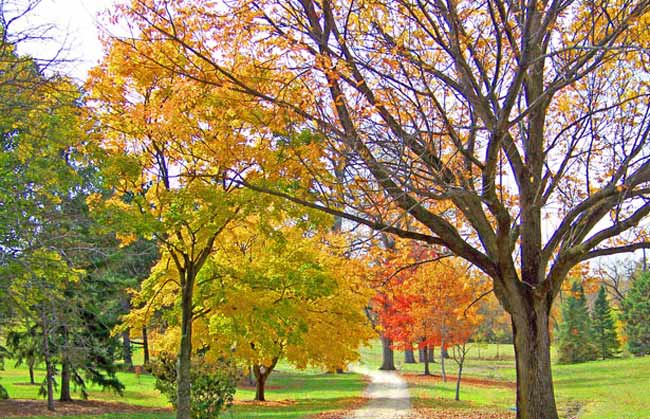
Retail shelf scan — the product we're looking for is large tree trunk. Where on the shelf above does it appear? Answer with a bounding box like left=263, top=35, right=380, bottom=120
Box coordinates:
left=404, top=348, right=416, bottom=363
left=418, top=347, right=425, bottom=362
left=511, top=301, right=559, bottom=419
left=59, top=360, right=72, bottom=402
left=379, top=335, right=395, bottom=370
left=428, top=346, right=435, bottom=362
left=176, top=272, right=194, bottom=419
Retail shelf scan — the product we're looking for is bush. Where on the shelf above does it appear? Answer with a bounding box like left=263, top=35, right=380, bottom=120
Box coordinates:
left=150, top=353, right=238, bottom=419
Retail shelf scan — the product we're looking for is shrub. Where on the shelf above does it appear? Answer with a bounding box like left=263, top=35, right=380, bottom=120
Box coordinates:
left=150, top=353, right=238, bottom=419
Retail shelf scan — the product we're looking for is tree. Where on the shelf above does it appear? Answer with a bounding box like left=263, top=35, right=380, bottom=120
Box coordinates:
left=105, top=2, right=650, bottom=417
left=591, top=285, right=619, bottom=359
left=621, top=271, right=650, bottom=356
left=6, top=325, right=41, bottom=385
left=130, top=222, right=374, bottom=402
left=557, top=282, right=597, bottom=364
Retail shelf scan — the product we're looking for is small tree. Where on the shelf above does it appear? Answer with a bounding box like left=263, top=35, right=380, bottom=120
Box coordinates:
left=591, top=286, right=619, bottom=359
left=621, top=272, right=650, bottom=356
left=557, top=283, right=597, bottom=364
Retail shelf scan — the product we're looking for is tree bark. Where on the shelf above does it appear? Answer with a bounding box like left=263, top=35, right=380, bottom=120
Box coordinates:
left=122, top=329, right=133, bottom=370
left=176, top=271, right=195, bottom=419
left=59, top=360, right=72, bottom=402
left=418, top=348, right=425, bottom=362
left=511, top=301, right=559, bottom=419
left=404, top=348, right=416, bottom=363
left=428, top=346, right=435, bottom=362
left=422, top=347, right=431, bottom=376
left=253, top=358, right=278, bottom=402
left=440, top=336, right=447, bottom=383
left=28, top=361, right=35, bottom=385
left=142, top=326, right=150, bottom=367
left=455, top=362, right=463, bottom=401
left=379, top=335, right=395, bottom=370
left=41, top=311, right=54, bottom=411
left=254, top=368, right=267, bottom=402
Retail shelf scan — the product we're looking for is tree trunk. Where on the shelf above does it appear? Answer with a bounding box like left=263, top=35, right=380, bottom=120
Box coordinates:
left=428, top=346, right=435, bottom=362
left=455, top=362, right=463, bottom=401
left=41, top=312, right=54, bottom=411
left=142, top=326, right=150, bottom=367
left=122, top=329, right=133, bottom=370
left=440, top=336, right=446, bottom=383
left=60, top=360, right=72, bottom=402
left=252, top=358, right=278, bottom=402
left=28, top=361, right=35, bottom=385
left=254, top=369, right=267, bottom=402
left=418, top=347, right=425, bottom=362
left=176, top=272, right=194, bottom=419
left=379, top=335, right=395, bottom=370
left=511, top=303, right=559, bottom=419
left=422, top=347, right=431, bottom=376
left=404, top=348, right=416, bottom=364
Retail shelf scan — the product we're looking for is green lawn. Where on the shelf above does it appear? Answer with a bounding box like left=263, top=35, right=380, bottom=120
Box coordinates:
left=0, top=360, right=365, bottom=419
left=361, top=341, right=650, bottom=419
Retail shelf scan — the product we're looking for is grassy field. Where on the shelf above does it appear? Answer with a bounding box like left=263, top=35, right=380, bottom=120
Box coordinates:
left=0, top=360, right=365, bottom=419
left=360, top=341, right=650, bottom=419
left=2, top=342, right=649, bottom=418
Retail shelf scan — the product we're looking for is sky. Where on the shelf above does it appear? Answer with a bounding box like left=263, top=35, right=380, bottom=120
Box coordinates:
left=11, top=0, right=117, bottom=82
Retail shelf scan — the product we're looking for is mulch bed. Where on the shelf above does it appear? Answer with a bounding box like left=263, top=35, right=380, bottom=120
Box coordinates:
left=402, top=373, right=516, bottom=389
left=0, top=399, right=172, bottom=417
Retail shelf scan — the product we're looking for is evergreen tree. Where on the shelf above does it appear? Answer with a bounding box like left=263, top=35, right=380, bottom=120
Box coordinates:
left=591, top=286, right=619, bottom=359
left=557, top=282, right=597, bottom=364
left=621, top=272, right=650, bottom=356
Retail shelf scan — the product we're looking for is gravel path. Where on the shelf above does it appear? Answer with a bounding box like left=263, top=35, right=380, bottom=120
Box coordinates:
left=344, top=365, right=412, bottom=419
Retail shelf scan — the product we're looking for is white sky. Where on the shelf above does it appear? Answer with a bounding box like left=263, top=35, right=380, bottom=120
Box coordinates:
left=11, top=0, right=117, bottom=83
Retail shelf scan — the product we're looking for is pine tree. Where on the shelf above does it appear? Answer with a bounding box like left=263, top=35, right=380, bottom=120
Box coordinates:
left=557, top=282, right=597, bottom=364
left=591, top=286, right=619, bottom=359
left=621, top=272, right=650, bottom=356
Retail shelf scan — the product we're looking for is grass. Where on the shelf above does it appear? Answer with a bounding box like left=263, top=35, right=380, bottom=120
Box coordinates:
left=361, top=341, right=650, bottom=419
left=0, top=357, right=366, bottom=419
left=2, top=342, right=649, bottom=418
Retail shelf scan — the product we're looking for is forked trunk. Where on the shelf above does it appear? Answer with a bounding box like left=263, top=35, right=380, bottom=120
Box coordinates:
left=253, top=359, right=278, bottom=402
left=511, top=300, right=559, bottom=419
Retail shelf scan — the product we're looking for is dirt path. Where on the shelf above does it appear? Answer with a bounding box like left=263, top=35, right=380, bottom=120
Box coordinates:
left=344, top=365, right=412, bottom=419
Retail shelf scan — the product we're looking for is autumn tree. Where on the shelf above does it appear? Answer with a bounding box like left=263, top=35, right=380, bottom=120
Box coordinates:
left=129, top=220, right=373, bottom=402
left=104, top=1, right=650, bottom=417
